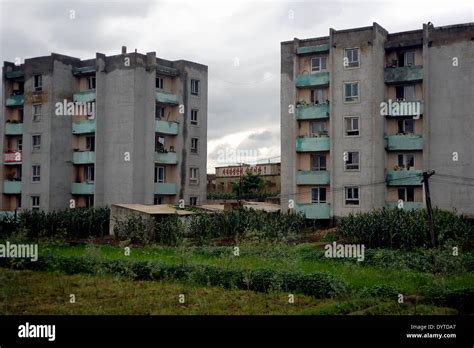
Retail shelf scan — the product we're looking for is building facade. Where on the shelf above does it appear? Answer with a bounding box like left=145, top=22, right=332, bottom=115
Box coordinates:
left=1, top=47, right=208, bottom=211
left=281, top=22, right=474, bottom=220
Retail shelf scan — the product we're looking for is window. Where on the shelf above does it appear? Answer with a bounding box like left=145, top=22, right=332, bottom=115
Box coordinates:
left=311, top=154, right=326, bottom=171
left=345, top=48, right=360, bottom=68
left=345, top=186, right=360, bottom=205
left=156, top=106, right=165, bottom=119
left=33, top=104, right=42, bottom=122
left=32, top=165, right=40, bottom=182
left=84, top=165, right=94, bottom=183
left=345, top=151, right=359, bottom=171
left=156, top=77, right=164, bottom=89
left=154, top=195, right=163, bottom=205
left=155, top=135, right=165, bottom=152
left=311, top=57, right=327, bottom=73
left=88, top=76, right=96, bottom=90
left=397, top=154, right=415, bottom=169
left=16, top=195, right=21, bottom=209
left=191, top=79, right=199, bottom=96
left=17, top=137, right=23, bottom=151
left=398, top=187, right=415, bottom=202
left=32, top=135, right=41, bottom=151
left=191, top=138, right=198, bottom=153
left=189, top=196, right=199, bottom=206
left=191, top=109, right=199, bottom=125
left=310, top=89, right=326, bottom=104
left=34, top=75, right=42, bottom=91
left=31, top=195, right=40, bottom=210
left=18, top=109, right=24, bottom=122
left=311, top=187, right=326, bottom=203
left=154, top=166, right=165, bottom=183
left=85, top=195, right=94, bottom=208
left=345, top=117, right=360, bottom=137
left=398, top=119, right=414, bottom=134
left=190, top=167, right=199, bottom=184
left=395, top=85, right=415, bottom=101
left=405, top=51, right=415, bottom=66
left=86, top=136, right=95, bottom=151
left=344, top=82, right=359, bottom=103
left=310, top=121, right=327, bottom=136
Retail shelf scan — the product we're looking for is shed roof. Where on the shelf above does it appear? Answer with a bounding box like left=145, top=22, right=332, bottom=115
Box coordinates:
left=112, top=204, right=195, bottom=216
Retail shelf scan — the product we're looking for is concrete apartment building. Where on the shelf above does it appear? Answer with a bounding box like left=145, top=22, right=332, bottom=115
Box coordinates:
left=1, top=47, right=207, bottom=212
left=281, top=22, right=474, bottom=220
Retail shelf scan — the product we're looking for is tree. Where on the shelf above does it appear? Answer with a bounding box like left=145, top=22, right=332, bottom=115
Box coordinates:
left=231, top=172, right=265, bottom=196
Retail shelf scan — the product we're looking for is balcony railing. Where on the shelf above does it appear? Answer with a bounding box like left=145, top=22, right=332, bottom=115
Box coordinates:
left=156, top=90, right=179, bottom=105
left=5, top=70, right=24, bottom=79
left=72, top=119, right=96, bottom=134
left=155, top=120, right=179, bottom=135
left=5, top=123, right=23, bottom=135
left=155, top=151, right=178, bottom=164
left=71, top=182, right=95, bottom=195
left=296, top=103, right=330, bottom=120
left=296, top=72, right=329, bottom=88
left=154, top=183, right=177, bottom=195
left=386, top=170, right=423, bottom=186
left=385, top=134, right=423, bottom=151
left=296, top=44, right=330, bottom=55
left=73, top=151, right=95, bottom=164
left=3, top=181, right=21, bottom=194
left=296, top=170, right=330, bottom=185
left=384, top=65, right=423, bottom=84
left=4, top=151, right=22, bottom=164
left=5, top=94, right=24, bottom=107
left=296, top=136, right=330, bottom=152
left=295, top=203, right=330, bottom=219
left=73, top=90, right=96, bottom=103
left=385, top=202, right=423, bottom=210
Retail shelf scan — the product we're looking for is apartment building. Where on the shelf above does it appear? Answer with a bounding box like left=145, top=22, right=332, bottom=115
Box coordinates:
left=281, top=22, right=474, bottom=220
left=1, top=47, right=207, bottom=211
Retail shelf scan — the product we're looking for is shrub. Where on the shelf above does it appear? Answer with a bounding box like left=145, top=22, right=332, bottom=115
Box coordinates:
left=360, top=285, right=399, bottom=299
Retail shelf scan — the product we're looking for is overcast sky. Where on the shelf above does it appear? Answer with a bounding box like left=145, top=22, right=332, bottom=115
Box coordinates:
left=0, top=0, right=472, bottom=173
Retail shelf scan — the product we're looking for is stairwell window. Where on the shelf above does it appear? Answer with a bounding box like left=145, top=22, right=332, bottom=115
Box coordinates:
left=344, top=48, right=359, bottom=68
left=32, top=165, right=41, bottom=182
left=311, top=57, right=327, bottom=73
left=191, top=109, right=199, bottom=125
left=344, top=116, right=360, bottom=137
left=344, top=151, right=359, bottom=171
left=344, top=186, right=360, bottom=206
left=344, top=82, right=359, bottom=103
left=190, top=196, right=199, bottom=206
left=31, top=196, right=40, bottom=211
left=33, top=104, right=42, bottom=122
left=32, top=135, right=41, bottom=151
left=311, top=187, right=326, bottom=203
left=190, top=167, right=199, bottom=184
left=34, top=75, right=42, bottom=91
left=191, top=79, right=200, bottom=96
left=191, top=138, right=199, bottom=153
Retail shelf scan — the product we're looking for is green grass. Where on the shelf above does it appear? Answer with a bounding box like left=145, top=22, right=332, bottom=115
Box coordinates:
left=0, top=269, right=456, bottom=315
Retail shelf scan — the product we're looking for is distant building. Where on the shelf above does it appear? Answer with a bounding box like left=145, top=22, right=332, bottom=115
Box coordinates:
left=214, top=163, right=281, bottom=194
left=207, top=174, right=216, bottom=193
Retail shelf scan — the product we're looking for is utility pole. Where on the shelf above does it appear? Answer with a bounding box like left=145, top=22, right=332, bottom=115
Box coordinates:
left=422, top=170, right=436, bottom=248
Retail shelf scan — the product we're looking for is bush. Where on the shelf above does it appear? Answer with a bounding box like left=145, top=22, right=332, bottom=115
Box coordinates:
left=360, top=285, right=399, bottom=299
left=337, top=208, right=473, bottom=250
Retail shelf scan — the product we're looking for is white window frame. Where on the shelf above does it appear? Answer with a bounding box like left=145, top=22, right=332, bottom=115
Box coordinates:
left=33, top=104, right=42, bottom=122
left=191, top=79, right=199, bottom=96
left=343, top=82, right=359, bottom=103
left=31, top=195, right=40, bottom=210
left=397, top=153, right=415, bottom=169
left=32, top=134, right=41, bottom=151
left=405, top=51, right=415, bottom=66
left=310, top=121, right=327, bottom=136
left=87, top=76, right=96, bottom=90
left=344, top=116, right=360, bottom=137
left=84, top=165, right=94, bottom=183
left=155, top=166, right=165, bottom=183
left=344, top=48, right=360, bottom=69
left=311, top=154, right=327, bottom=171
left=398, top=187, right=415, bottom=202
left=32, top=165, right=41, bottom=182
left=191, top=109, right=199, bottom=125
left=191, top=138, right=199, bottom=153
left=156, top=77, right=164, bottom=89
left=34, top=74, right=42, bottom=91
left=310, top=88, right=326, bottom=104
left=310, top=56, right=327, bottom=73
left=398, top=118, right=414, bottom=134
left=190, top=167, right=199, bottom=184
left=344, top=186, right=360, bottom=206
left=311, top=187, right=327, bottom=204
left=344, top=151, right=360, bottom=171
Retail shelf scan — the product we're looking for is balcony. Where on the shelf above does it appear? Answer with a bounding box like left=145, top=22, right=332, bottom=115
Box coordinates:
left=295, top=203, right=330, bottom=219
left=5, top=123, right=23, bottom=135
left=155, top=120, right=179, bottom=135
left=296, top=72, right=329, bottom=88
left=73, top=90, right=95, bottom=103
left=71, top=182, right=95, bottom=195
left=5, top=94, right=24, bottom=107
left=72, top=119, right=96, bottom=134
left=5, top=70, right=24, bottom=79
left=296, top=44, right=330, bottom=55
left=382, top=100, right=423, bottom=117
left=3, top=181, right=21, bottom=194
left=156, top=90, right=179, bottom=105
left=385, top=134, right=423, bottom=151
left=4, top=151, right=22, bottom=164
left=155, top=151, right=178, bottom=164
left=385, top=202, right=423, bottom=210
left=72, top=66, right=95, bottom=76
left=384, top=65, right=423, bottom=84
left=296, top=137, right=330, bottom=152
left=73, top=151, right=95, bottom=164
left=296, top=103, right=329, bottom=120
left=154, top=183, right=177, bottom=195
left=296, top=170, right=330, bottom=185
left=386, top=170, right=423, bottom=186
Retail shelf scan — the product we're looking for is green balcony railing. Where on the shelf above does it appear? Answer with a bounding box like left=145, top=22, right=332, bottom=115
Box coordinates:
left=385, top=201, right=423, bottom=210
left=5, top=70, right=24, bottom=79
left=296, top=137, right=330, bottom=152
left=296, top=171, right=330, bottom=185
left=154, top=183, right=177, bottom=195
left=73, top=90, right=96, bottom=103
left=155, top=152, right=178, bottom=164
left=72, top=66, right=95, bottom=76
left=5, top=94, right=24, bottom=107
left=5, top=123, right=23, bottom=135
left=71, top=182, right=95, bottom=195
left=384, top=65, right=423, bottom=84
left=295, top=203, right=330, bottom=219
left=296, top=103, right=329, bottom=120
left=296, top=44, right=330, bottom=55
left=73, top=151, right=95, bottom=164
left=386, top=170, right=423, bottom=186
left=296, top=72, right=329, bottom=88
left=156, top=90, right=179, bottom=105
left=3, top=181, right=21, bottom=194
left=72, top=120, right=96, bottom=134
left=155, top=120, right=179, bottom=135
left=385, top=135, right=423, bottom=151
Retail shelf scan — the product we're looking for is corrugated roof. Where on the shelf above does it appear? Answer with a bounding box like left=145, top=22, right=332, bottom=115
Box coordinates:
left=112, top=204, right=195, bottom=216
